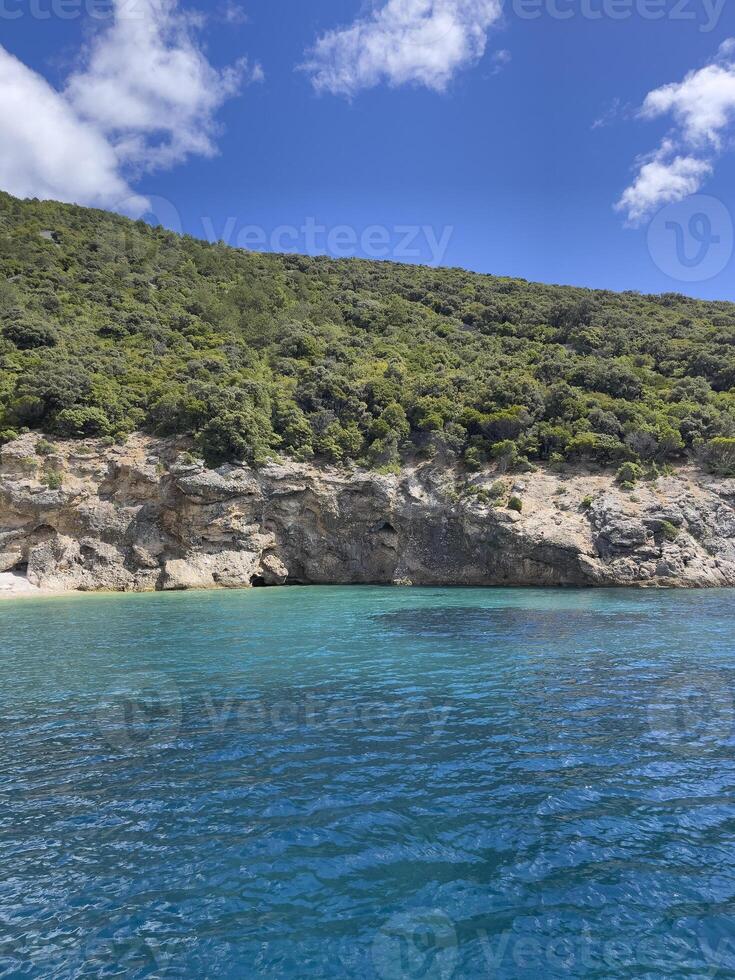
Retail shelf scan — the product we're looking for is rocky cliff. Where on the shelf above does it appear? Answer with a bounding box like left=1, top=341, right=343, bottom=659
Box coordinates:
left=1, top=433, right=735, bottom=594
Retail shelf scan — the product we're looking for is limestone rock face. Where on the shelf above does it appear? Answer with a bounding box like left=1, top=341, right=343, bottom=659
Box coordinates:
left=1, top=433, right=735, bottom=592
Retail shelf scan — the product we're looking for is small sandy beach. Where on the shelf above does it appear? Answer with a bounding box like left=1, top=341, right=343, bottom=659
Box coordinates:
left=0, top=572, right=38, bottom=594
left=0, top=573, right=64, bottom=599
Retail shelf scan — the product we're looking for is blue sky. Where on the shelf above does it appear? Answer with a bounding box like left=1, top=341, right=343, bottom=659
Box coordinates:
left=4, top=0, right=735, bottom=299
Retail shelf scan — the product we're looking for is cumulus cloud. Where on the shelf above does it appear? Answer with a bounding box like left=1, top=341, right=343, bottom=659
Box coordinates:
left=617, top=40, right=735, bottom=224
left=66, top=0, right=255, bottom=173
left=0, top=46, right=146, bottom=213
left=0, top=0, right=251, bottom=210
left=616, top=146, right=713, bottom=225
left=301, top=0, right=503, bottom=97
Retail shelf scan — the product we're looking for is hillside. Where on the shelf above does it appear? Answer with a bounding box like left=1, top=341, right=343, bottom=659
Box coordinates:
left=2, top=192, right=735, bottom=478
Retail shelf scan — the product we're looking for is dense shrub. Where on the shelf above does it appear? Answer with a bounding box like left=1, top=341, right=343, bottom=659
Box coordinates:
left=197, top=409, right=273, bottom=468
left=53, top=407, right=111, bottom=437
left=2, top=316, right=58, bottom=350
left=1, top=190, right=735, bottom=470
left=703, top=438, right=735, bottom=476
left=41, top=469, right=63, bottom=489
left=616, top=461, right=643, bottom=485
left=661, top=521, right=680, bottom=542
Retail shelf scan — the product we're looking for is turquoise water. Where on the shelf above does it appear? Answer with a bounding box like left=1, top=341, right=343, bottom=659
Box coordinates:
left=2, top=586, right=735, bottom=978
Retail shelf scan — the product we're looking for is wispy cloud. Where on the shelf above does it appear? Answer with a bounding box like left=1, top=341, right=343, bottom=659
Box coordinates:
left=490, top=48, right=511, bottom=76
left=617, top=40, right=735, bottom=224
left=0, top=0, right=255, bottom=211
left=218, top=1, right=249, bottom=26
left=301, top=0, right=503, bottom=97
left=592, top=97, right=625, bottom=131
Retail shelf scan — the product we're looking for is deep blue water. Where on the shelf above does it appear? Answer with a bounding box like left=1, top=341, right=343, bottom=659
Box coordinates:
left=2, top=586, right=735, bottom=978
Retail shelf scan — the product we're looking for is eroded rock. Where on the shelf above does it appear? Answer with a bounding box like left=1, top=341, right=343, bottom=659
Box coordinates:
left=1, top=433, right=735, bottom=592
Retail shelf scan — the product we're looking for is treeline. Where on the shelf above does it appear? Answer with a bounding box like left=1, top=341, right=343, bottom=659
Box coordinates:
left=1, top=191, right=735, bottom=475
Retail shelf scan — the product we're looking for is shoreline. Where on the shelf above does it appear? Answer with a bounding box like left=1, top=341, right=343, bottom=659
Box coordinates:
left=0, top=577, right=723, bottom=602
left=0, top=572, right=74, bottom=600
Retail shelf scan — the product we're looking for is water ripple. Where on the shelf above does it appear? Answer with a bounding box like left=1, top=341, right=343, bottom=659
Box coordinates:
left=1, top=587, right=735, bottom=977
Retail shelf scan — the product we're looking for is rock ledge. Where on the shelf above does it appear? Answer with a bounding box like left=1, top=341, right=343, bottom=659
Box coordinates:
left=1, top=434, right=734, bottom=593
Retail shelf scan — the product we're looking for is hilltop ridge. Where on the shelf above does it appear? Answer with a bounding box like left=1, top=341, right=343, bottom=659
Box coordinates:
left=1, top=192, right=735, bottom=480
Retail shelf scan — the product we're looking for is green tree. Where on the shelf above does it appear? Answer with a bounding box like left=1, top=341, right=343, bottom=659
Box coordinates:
left=703, top=438, right=735, bottom=476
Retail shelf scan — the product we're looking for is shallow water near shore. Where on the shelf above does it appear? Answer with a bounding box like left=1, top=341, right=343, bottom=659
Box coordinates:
left=2, top=586, right=735, bottom=978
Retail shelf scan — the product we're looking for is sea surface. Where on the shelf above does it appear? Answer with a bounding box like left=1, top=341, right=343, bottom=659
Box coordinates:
left=2, top=586, right=735, bottom=978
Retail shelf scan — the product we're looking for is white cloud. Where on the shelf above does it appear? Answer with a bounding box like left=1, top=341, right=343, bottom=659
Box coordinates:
left=219, top=1, right=249, bottom=25
left=66, top=0, right=255, bottom=173
left=301, top=0, right=503, bottom=97
left=616, top=145, right=712, bottom=225
left=490, top=48, right=511, bottom=76
left=0, top=46, right=146, bottom=213
left=0, top=0, right=250, bottom=210
left=617, top=40, right=735, bottom=224
left=640, top=65, right=735, bottom=150
left=592, top=97, right=624, bottom=131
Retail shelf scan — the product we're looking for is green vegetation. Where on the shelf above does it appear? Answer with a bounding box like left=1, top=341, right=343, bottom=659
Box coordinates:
left=616, top=461, right=643, bottom=485
left=508, top=496, right=523, bottom=513
left=2, top=192, right=735, bottom=471
left=660, top=521, right=680, bottom=542
left=464, top=484, right=493, bottom=505
left=703, top=437, right=735, bottom=476
left=41, top=469, right=63, bottom=490
left=35, top=438, right=54, bottom=456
